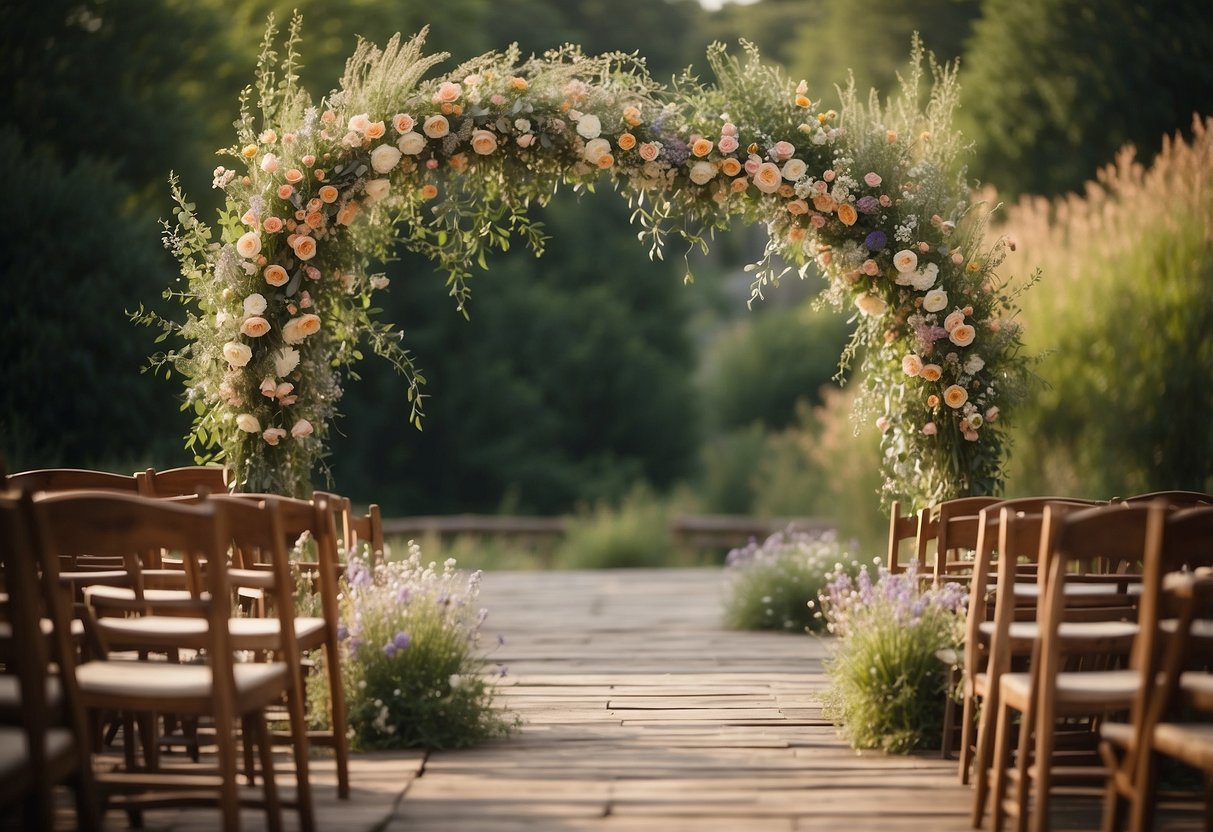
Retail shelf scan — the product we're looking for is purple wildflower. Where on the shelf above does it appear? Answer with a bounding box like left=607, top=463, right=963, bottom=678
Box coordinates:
left=383, top=642, right=397, bottom=657
left=663, top=137, right=689, bottom=166
left=393, top=631, right=411, bottom=650
left=856, top=196, right=879, bottom=214
left=336, top=624, right=349, bottom=641
left=864, top=230, right=888, bottom=251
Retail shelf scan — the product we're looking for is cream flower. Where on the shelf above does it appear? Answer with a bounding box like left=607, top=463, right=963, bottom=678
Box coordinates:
left=236, top=231, right=262, bottom=259
left=688, top=161, right=717, bottom=185
left=274, top=347, right=300, bottom=377
left=397, top=131, right=427, bottom=155
left=370, top=144, right=402, bottom=174
left=363, top=179, right=391, bottom=204
left=892, top=249, right=918, bottom=273
left=949, top=324, right=976, bottom=347
left=909, top=263, right=939, bottom=291
left=854, top=293, right=887, bottom=317
left=282, top=314, right=321, bottom=345
left=240, top=316, right=271, bottom=338
left=260, top=153, right=279, bottom=173
left=236, top=413, right=261, bottom=433
left=423, top=115, right=450, bottom=139
left=752, top=162, right=783, bottom=194
left=922, top=289, right=948, bottom=313
left=902, top=354, right=924, bottom=377
left=582, top=138, right=612, bottom=165
left=470, top=130, right=497, bottom=155
left=781, top=159, right=807, bottom=181
left=242, top=293, right=267, bottom=316
left=260, top=377, right=276, bottom=398
left=222, top=341, right=252, bottom=368
left=290, top=419, right=314, bottom=439
left=944, top=384, right=969, bottom=409
left=575, top=114, right=602, bottom=139
left=348, top=113, right=371, bottom=133
left=964, top=354, right=985, bottom=375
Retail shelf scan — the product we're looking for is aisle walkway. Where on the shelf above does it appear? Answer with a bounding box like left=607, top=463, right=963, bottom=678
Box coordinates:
left=112, top=568, right=1197, bottom=831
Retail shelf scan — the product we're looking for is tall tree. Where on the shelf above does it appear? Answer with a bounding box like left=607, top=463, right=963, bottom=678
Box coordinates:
left=959, top=0, right=1213, bottom=199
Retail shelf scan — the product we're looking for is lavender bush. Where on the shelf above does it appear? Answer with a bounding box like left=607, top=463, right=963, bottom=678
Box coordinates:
left=819, top=562, right=967, bottom=752
left=723, top=529, right=865, bottom=632
left=306, top=543, right=518, bottom=749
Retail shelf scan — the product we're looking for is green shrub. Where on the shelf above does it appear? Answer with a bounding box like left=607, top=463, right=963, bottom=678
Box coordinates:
left=555, top=484, right=680, bottom=568
left=820, top=564, right=966, bottom=753
left=722, top=530, right=865, bottom=632
left=307, top=544, right=519, bottom=750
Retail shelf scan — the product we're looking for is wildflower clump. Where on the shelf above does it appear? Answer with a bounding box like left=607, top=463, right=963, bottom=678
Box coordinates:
left=722, top=529, right=864, bottom=632
left=819, top=562, right=966, bottom=753
left=308, top=542, right=518, bottom=749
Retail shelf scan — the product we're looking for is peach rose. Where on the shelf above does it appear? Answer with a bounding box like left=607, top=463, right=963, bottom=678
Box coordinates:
left=259, top=377, right=276, bottom=398
left=811, top=194, right=836, bottom=213
left=927, top=394, right=940, bottom=408
left=943, top=310, right=966, bottom=333
left=691, top=137, right=714, bottom=157
left=771, top=140, right=795, bottom=161
left=262, top=217, right=284, bottom=234
left=596, top=153, right=615, bottom=169
left=920, top=364, right=943, bottom=382
left=285, top=168, right=304, bottom=184
left=236, top=231, right=261, bottom=259
left=622, top=105, right=642, bottom=126
left=262, top=427, right=287, bottom=446
left=902, top=354, right=924, bottom=377
left=282, top=313, right=321, bottom=345
left=305, top=211, right=325, bottom=230
left=752, top=162, right=783, bottom=194
left=365, top=121, right=386, bottom=140
left=432, top=81, right=462, bottom=104
left=862, top=259, right=879, bottom=276
left=348, top=113, right=371, bottom=133
left=949, top=324, right=976, bottom=347
left=583, top=138, right=612, bottom=165
left=263, top=265, right=288, bottom=287
left=291, top=235, right=317, bottom=261
left=638, top=142, right=661, bottom=162
left=617, top=132, right=637, bottom=151
left=420, top=184, right=439, bottom=200
left=730, top=177, right=749, bottom=193
left=836, top=203, right=858, bottom=226
left=318, top=186, right=339, bottom=204
left=471, top=130, right=497, bottom=155
left=241, top=316, right=271, bottom=338
left=290, top=419, right=314, bottom=439
left=336, top=201, right=360, bottom=226
left=893, top=249, right=918, bottom=273
left=423, top=115, right=450, bottom=139
left=943, top=384, right=969, bottom=409
left=718, top=135, right=739, bottom=154
left=721, top=158, right=743, bottom=177
left=393, top=113, right=415, bottom=133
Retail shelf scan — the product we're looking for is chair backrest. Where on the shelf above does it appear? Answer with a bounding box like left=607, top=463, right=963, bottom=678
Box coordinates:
left=136, top=466, right=231, bottom=498
left=6, top=468, right=139, bottom=493
left=885, top=500, right=919, bottom=573
left=914, top=496, right=1002, bottom=583
left=1119, top=490, right=1213, bottom=507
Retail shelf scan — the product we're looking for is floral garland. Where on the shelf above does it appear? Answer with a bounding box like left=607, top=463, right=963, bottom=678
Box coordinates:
left=142, top=14, right=1031, bottom=506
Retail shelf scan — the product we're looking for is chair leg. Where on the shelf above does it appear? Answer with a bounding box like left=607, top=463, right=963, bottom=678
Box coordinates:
left=991, top=699, right=1015, bottom=832
left=285, top=661, right=316, bottom=832
left=942, top=672, right=958, bottom=760
left=1013, top=704, right=1034, bottom=832
left=324, top=641, right=351, bottom=799
left=960, top=686, right=977, bottom=784
left=972, top=685, right=1000, bottom=827
left=1127, top=749, right=1160, bottom=832
left=250, top=713, right=284, bottom=832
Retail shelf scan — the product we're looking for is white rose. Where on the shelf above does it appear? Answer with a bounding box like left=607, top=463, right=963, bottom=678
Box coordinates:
left=243, top=293, right=267, bottom=316
left=260, top=153, right=279, bottom=173
left=964, top=354, right=986, bottom=375
left=222, top=341, right=252, bottom=368
left=397, top=131, right=427, bottom=155
left=514, top=118, right=531, bottom=132
left=892, top=249, right=918, bottom=273
left=688, top=161, right=717, bottom=186
left=781, top=159, right=807, bottom=181
left=582, top=138, right=612, bottom=165
left=909, top=263, right=939, bottom=291
left=235, top=413, right=261, bottom=433
left=236, top=231, right=262, bottom=259
left=273, top=347, right=300, bottom=377
left=363, top=178, right=391, bottom=203
left=922, top=288, right=948, bottom=313
left=576, top=114, right=602, bottom=139
left=370, top=144, right=402, bottom=174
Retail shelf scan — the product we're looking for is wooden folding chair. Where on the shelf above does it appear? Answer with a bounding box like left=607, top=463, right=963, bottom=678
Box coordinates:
left=885, top=500, right=920, bottom=573
left=914, top=496, right=1002, bottom=586
left=136, top=465, right=232, bottom=498
left=0, top=492, right=100, bottom=830
left=28, top=489, right=292, bottom=831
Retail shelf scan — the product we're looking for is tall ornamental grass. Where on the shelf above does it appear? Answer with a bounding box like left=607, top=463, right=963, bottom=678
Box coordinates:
left=820, top=563, right=967, bottom=753
left=998, top=115, right=1213, bottom=497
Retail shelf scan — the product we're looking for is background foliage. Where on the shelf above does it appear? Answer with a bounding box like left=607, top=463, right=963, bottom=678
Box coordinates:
left=2, top=0, right=1209, bottom=540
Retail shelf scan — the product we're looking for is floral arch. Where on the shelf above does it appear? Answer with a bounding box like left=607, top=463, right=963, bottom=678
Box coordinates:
left=143, top=14, right=1031, bottom=508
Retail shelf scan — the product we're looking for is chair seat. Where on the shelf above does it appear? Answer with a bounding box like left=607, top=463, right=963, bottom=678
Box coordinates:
left=1180, top=671, right=1213, bottom=710
left=1002, top=669, right=1139, bottom=712
left=85, top=585, right=201, bottom=605
left=978, top=619, right=1139, bottom=650
left=76, top=659, right=288, bottom=712
left=1153, top=722, right=1213, bottom=770
left=97, top=615, right=328, bottom=652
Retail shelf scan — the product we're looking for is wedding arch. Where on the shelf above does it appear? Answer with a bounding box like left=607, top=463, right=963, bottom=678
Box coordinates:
left=142, top=14, right=1031, bottom=508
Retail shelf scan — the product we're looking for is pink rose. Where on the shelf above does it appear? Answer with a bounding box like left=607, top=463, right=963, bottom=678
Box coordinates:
left=771, top=141, right=795, bottom=161
left=922, top=422, right=938, bottom=436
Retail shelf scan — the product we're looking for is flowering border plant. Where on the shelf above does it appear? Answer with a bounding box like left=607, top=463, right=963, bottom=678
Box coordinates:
left=138, top=14, right=1032, bottom=505
left=819, top=562, right=967, bottom=752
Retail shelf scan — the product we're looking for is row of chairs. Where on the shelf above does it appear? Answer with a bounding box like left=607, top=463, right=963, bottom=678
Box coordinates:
left=887, top=490, right=1213, bottom=831
left=0, top=465, right=387, bottom=830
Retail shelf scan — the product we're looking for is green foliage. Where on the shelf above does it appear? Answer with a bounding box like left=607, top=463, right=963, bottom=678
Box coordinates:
left=555, top=484, right=680, bottom=569
left=306, top=545, right=519, bottom=750
left=1000, top=119, right=1213, bottom=497
left=959, top=0, right=1213, bottom=200
left=722, top=530, right=864, bottom=632
left=820, top=565, right=966, bottom=753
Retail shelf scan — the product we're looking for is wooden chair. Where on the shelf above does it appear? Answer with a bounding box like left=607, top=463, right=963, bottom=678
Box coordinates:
left=955, top=497, right=1102, bottom=781
left=1119, top=491, right=1213, bottom=507
left=27, top=489, right=292, bottom=830
left=990, top=503, right=1153, bottom=832
left=5, top=467, right=140, bottom=493
left=0, top=492, right=100, bottom=830
left=1099, top=505, right=1213, bottom=832
left=885, top=500, right=920, bottom=573
left=136, top=465, right=231, bottom=497
left=914, top=496, right=1002, bottom=586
